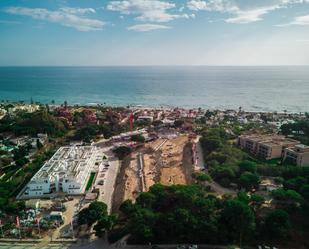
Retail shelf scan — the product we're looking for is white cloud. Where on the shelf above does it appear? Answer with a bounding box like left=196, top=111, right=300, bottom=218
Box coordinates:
left=278, top=14, right=309, bottom=26
left=226, top=5, right=280, bottom=24
left=127, top=23, right=171, bottom=31
left=290, top=14, right=309, bottom=25
left=187, top=0, right=309, bottom=24
left=59, top=7, right=96, bottom=15
left=187, top=0, right=236, bottom=12
left=0, top=20, right=22, bottom=25
left=107, top=0, right=190, bottom=22
left=5, top=6, right=105, bottom=31
left=187, top=0, right=208, bottom=11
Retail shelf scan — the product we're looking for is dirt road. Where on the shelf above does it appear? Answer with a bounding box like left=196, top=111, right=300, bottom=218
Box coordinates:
left=112, top=154, right=141, bottom=213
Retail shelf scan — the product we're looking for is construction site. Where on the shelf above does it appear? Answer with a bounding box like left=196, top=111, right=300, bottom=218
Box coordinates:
left=112, top=134, right=194, bottom=212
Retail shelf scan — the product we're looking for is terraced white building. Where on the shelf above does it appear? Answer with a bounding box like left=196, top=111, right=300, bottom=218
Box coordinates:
left=21, top=146, right=102, bottom=198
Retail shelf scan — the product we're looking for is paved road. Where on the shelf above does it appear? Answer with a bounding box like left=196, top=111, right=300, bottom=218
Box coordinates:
left=193, top=136, right=204, bottom=171
left=94, top=146, right=120, bottom=214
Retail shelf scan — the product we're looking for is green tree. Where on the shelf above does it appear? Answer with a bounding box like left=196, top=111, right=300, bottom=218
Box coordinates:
left=238, top=172, right=260, bottom=191
left=131, top=134, right=145, bottom=143
left=192, top=172, right=212, bottom=182
left=271, top=189, right=304, bottom=205
left=220, top=200, right=255, bottom=245
left=78, top=201, right=108, bottom=226
left=136, top=192, right=156, bottom=208
left=94, top=214, right=117, bottom=237
left=250, top=194, right=265, bottom=206
left=174, top=119, right=184, bottom=128
left=263, top=209, right=290, bottom=238
left=119, top=199, right=136, bottom=216
left=113, top=146, right=132, bottom=159
left=36, top=138, right=43, bottom=149
left=200, top=137, right=222, bottom=154
left=300, top=184, right=309, bottom=199
left=75, top=124, right=99, bottom=142
left=127, top=208, right=158, bottom=243
left=238, top=160, right=257, bottom=173
left=152, top=120, right=163, bottom=127
left=284, top=176, right=307, bottom=192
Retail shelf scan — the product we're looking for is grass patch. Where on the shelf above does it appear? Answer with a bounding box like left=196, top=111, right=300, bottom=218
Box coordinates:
left=86, top=172, right=96, bottom=191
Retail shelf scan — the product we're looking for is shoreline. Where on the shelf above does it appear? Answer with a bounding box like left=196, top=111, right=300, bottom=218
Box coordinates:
left=0, top=99, right=307, bottom=115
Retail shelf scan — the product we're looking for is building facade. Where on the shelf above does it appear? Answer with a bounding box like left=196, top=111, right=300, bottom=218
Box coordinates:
left=283, top=144, right=309, bottom=166
left=21, top=146, right=102, bottom=198
left=238, top=135, right=299, bottom=160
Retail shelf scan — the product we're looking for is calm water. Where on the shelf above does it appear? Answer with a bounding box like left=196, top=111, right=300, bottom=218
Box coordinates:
left=0, top=66, right=309, bottom=112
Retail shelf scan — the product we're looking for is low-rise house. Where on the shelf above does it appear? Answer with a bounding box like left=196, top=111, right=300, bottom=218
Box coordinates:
left=137, top=115, right=154, bottom=123
left=10, top=136, right=30, bottom=147
left=37, top=133, right=48, bottom=144
left=0, top=108, right=7, bottom=120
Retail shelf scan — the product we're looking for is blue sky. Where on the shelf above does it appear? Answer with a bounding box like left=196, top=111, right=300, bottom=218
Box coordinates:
left=0, top=0, right=309, bottom=66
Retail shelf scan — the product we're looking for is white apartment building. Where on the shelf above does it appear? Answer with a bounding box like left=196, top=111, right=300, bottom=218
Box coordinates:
left=21, top=146, right=102, bottom=198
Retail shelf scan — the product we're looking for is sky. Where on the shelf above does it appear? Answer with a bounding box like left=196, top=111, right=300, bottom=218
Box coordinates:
left=0, top=0, right=309, bottom=66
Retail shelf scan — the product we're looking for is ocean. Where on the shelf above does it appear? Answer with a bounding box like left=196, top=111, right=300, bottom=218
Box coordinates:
left=0, top=66, right=309, bottom=112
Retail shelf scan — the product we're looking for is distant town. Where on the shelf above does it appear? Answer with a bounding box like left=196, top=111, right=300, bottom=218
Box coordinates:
left=0, top=101, right=309, bottom=249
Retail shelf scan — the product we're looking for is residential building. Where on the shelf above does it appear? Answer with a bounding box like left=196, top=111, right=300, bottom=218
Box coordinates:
left=238, top=134, right=299, bottom=160
left=137, top=115, right=154, bottom=123
left=284, top=144, right=309, bottom=166
left=19, top=146, right=103, bottom=198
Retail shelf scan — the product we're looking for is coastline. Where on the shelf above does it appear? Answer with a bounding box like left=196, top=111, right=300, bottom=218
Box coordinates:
left=0, top=100, right=306, bottom=115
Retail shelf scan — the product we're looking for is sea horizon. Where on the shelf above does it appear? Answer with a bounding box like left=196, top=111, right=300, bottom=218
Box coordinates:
left=1, top=65, right=309, bottom=113
left=1, top=65, right=309, bottom=67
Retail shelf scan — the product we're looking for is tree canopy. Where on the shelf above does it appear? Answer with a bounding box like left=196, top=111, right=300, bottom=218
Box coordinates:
left=118, top=184, right=258, bottom=245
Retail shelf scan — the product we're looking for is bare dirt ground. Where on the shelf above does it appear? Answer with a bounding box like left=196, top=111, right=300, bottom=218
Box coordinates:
left=143, top=147, right=161, bottom=191
left=159, top=135, right=192, bottom=185
left=112, top=135, right=194, bottom=212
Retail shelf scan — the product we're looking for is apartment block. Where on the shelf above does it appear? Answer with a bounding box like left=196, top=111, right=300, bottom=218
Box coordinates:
left=284, top=144, right=309, bottom=166
left=238, top=134, right=299, bottom=160
left=19, top=146, right=103, bottom=198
